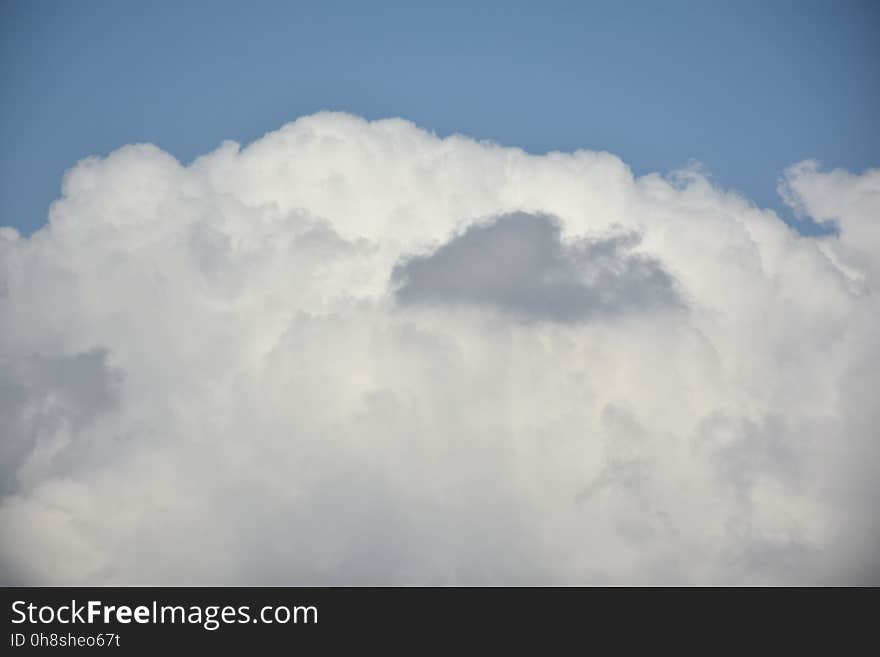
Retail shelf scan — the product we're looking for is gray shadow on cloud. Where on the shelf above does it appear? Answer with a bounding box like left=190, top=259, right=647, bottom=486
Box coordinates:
left=0, top=349, right=120, bottom=497
left=392, top=212, right=683, bottom=322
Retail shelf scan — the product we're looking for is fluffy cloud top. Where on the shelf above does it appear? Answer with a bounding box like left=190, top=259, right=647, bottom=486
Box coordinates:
left=1, top=112, right=878, bottom=584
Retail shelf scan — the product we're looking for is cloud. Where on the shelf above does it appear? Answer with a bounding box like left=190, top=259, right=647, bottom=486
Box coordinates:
left=0, top=112, right=878, bottom=584
left=392, top=212, right=681, bottom=322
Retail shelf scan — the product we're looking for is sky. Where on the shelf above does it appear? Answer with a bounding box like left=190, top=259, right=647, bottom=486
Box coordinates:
left=1, top=2, right=879, bottom=585
left=2, top=0, right=879, bottom=236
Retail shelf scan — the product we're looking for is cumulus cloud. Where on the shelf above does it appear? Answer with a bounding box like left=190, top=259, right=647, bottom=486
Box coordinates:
left=0, top=112, right=878, bottom=584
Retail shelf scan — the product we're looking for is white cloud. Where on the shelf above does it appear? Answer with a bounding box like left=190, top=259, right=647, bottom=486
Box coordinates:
left=1, top=112, right=877, bottom=584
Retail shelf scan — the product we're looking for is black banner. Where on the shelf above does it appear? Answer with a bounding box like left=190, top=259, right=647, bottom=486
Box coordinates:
left=1, top=587, right=874, bottom=652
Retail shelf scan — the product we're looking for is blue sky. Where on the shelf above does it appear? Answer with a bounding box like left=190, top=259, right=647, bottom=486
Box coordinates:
left=2, top=0, right=878, bottom=236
